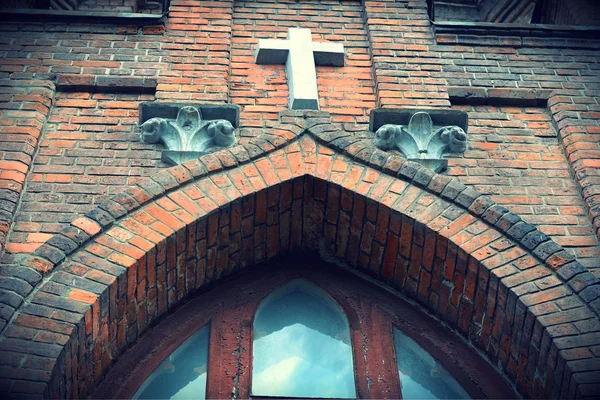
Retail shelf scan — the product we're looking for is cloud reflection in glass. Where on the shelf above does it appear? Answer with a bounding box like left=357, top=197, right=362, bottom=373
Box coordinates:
left=252, top=279, right=356, bottom=398
left=393, top=328, right=470, bottom=400
left=132, top=324, right=210, bottom=399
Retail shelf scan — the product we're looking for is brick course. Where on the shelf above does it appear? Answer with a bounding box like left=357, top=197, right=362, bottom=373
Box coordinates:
left=0, top=0, right=599, bottom=399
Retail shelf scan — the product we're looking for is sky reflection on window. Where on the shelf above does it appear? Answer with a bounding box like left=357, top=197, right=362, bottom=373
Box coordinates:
left=133, top=324, right=210, bottom=400
left=394, top=328, right=470, bottom=400
left=252, top=279, right=356, bottom=398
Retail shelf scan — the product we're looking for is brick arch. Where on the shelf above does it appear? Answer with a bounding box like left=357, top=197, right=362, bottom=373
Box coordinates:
left=1, top=110, right=598, bottom=399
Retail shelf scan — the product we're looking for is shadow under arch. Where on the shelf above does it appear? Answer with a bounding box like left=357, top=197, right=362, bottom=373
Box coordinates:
left=0, top=114, right=598, bottom=399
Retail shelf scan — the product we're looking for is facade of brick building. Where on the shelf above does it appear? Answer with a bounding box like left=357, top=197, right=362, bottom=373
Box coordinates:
left=0, top=0, right=599, bottom=398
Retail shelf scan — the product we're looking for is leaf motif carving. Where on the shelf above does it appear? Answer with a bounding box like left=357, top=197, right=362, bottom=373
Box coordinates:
left=407, top=112, right=433, bottom=153
left=140, top=105, right=238, bottom=165
left=372, top=110, right=468, bottom=172
left=176, top=106, right=202, bottom=137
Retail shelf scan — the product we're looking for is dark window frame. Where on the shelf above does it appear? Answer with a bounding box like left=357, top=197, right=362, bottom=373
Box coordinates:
left=426, top=0, right=546, bottom=24
left=0, top=0, right=169, bottom=23
left=428, top=0, right=600, bottom=38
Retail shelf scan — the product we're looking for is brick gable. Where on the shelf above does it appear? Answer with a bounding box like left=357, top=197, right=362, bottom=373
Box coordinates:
left=0, top=0, right=599, bottom=398
left=0, top=110, right=598, bottom=398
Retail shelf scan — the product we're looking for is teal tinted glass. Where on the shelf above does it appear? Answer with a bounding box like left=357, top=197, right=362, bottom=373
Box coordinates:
left=393, top=328, right=470, bottom=399
left=133, top=324, right=210, bottom=400
left=252, top=279, right=356, bottom=398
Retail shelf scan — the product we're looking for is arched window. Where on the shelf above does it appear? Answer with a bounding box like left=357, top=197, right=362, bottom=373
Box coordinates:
left=394, top=328, right=470, bottom=400
left=132, top=324, right=210, bottom=400
left=251, top=279, right=356, bottom=398
left=96, top=261, right=516, bottom=400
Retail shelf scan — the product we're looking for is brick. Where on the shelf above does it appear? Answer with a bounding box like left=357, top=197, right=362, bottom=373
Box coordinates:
left=521, top=286, right=572, bottom=307
left=569, top=273, right=600, bottom=294
left=557, top=262, right=588, bottom=281
left=57, top=74, right=95, bottom=89
left=67, top=289, right=98, bottom=304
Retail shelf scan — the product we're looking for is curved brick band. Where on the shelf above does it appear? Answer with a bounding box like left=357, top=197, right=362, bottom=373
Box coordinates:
left=0, top=110, right=598, bottom=399
left=547, top=93, right=600, bottom=241
left=0, top=80, right=55, bottom=255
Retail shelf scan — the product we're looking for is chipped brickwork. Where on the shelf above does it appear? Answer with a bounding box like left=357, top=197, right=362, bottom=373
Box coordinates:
left=0, top=0, right=599, bottom=399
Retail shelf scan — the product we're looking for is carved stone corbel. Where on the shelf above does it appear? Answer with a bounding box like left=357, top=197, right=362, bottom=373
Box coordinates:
left=139, top=102, right=240, bottom=165
left=370, top=108, right=469, bottom=173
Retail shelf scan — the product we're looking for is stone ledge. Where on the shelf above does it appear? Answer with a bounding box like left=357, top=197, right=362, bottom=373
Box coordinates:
left=433, top=21, right=600, bottom=38
left=436, top=31, right=600, bottom=49
left=369, top=107, right=468, bottom=132
left=448, top=87, right=550, bottom=107
left=139, top=102, right=240, bottom=128
left=56, top=74, right=157, bottom=94
left=0, top=8, right=166, bottom=25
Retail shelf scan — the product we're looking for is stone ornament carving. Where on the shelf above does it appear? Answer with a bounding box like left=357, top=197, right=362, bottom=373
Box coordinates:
left=139, top=103, right=239, bottom=165
left=370, top=108, right=469, bottom=173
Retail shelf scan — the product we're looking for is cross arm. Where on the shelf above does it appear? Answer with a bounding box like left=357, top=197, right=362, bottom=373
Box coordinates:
left=312, top=42, right=345, bottom=66
left=254, top=39, right=290, bottom=64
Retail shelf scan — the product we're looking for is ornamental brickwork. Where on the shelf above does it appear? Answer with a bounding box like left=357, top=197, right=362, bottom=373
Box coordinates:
left=0, top=0, right=599, bottom=399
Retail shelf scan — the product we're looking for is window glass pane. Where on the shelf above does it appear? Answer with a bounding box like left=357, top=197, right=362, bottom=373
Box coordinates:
left=133, top=324, right=210, bottom=400
left=393, top=328, right=470, bottom=400
left=252, top=279, right=356, bottom=398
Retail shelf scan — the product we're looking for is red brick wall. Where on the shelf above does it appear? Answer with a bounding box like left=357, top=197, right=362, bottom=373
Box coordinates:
left=6, top=92, right=163, bottom=254
left=364, top=0, right=447, bottom=108
left=231, top=0, right=376, bottom=127
left=451, top=105, right=599, bottom=268
left=0, top=1, right=599, bottom=399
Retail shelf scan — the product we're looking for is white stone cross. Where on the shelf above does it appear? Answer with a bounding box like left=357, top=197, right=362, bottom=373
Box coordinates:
left=254, top=28, right=345, bottom=110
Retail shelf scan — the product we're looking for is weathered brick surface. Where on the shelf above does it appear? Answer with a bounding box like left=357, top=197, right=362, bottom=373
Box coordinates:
left=450, top=104, right=600, bottom=271
left=6, top=91, right=164, bottom=254
left=0, top=112, right=598, bottom=399
left=0, top=0, right=599, bottom=398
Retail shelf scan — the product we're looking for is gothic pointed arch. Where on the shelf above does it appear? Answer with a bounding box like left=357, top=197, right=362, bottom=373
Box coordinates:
left=0, top=110, right=598, bottom=399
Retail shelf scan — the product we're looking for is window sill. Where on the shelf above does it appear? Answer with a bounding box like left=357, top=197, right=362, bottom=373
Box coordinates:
left=433, top=21, right=600, bottom=49
left=433, top=20, right=600, bottom=38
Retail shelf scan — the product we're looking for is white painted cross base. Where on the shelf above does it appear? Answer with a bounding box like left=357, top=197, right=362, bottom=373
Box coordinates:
left=254, top=28, right=345, bottom=110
